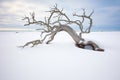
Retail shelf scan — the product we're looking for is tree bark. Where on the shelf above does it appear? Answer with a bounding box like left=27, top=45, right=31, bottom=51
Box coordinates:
left=61, top=25, right=82, bottom=43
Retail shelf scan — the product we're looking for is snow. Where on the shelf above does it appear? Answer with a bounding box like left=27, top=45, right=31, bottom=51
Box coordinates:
left=0, top=31, right=120, bottom=80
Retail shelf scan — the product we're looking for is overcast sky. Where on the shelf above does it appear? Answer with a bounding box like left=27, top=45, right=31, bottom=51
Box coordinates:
left=0, top=0, right=120, bottom=31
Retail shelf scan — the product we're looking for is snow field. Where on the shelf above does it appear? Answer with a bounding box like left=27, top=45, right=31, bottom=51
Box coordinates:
left=0, top=32, right=120, bottom=80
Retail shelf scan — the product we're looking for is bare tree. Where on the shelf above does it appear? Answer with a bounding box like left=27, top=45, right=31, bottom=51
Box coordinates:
left=21, top=4, right=104, bottom=51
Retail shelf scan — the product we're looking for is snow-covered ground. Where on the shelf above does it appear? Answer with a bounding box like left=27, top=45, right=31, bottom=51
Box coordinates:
left=0, top=31, right=120, bottom=80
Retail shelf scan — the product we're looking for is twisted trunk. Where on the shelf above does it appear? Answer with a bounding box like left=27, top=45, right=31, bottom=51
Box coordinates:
left=61, top=25, right=81, bottom=43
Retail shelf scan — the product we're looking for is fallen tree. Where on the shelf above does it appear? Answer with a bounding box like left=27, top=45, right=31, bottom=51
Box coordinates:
left=21, top=4, right=104, bottom=51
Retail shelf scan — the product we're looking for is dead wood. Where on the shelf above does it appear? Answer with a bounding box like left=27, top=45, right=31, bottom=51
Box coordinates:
left=21, top=4, right=104, bottom=52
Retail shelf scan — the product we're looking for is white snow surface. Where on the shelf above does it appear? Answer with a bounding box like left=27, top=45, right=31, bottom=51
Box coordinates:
left=0, top=32, right=120, bottom=80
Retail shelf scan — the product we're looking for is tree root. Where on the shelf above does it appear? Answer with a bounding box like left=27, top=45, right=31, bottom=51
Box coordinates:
left=19, top=39, right=42, bottom=48
left=75, top=41, right=104, bottom=52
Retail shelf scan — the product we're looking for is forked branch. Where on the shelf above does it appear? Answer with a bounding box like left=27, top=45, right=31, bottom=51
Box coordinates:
left=73, top=9, right=94, bottom=33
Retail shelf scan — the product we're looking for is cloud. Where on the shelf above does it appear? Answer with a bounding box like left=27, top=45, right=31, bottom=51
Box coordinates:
left=0, top=0, right=49, bottom=16
left=0, top=0, right=120, bottom=31
left=0, top=0, right=49, bottom=26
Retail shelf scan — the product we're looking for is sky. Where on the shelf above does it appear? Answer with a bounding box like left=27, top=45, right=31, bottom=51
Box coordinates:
left=0, top=0, right=120, bottom=31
